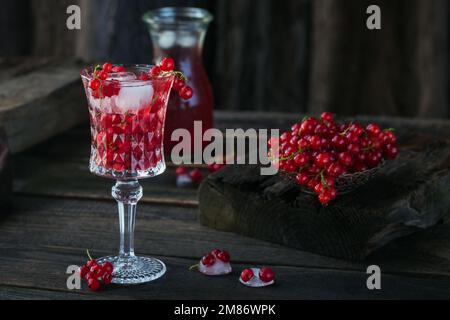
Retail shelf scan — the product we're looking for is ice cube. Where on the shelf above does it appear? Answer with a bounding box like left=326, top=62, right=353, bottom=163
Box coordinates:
left=107, top=72, right=137, bottom=82
left=177, top=32, right=196, bottom=48
left=239, top=268, right=274, bottom=287
left=158, top=31, right=176, bottom=49
left=115, top=84, right=154, bottom=111
left=198, top=259, right=232, bottom=276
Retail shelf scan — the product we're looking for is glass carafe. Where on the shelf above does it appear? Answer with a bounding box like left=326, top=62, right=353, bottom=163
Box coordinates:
left=143, top=7, right=214, bottom=158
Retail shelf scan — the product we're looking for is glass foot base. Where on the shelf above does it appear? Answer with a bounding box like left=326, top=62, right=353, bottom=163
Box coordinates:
left=97, top=255, right=166, bottom=284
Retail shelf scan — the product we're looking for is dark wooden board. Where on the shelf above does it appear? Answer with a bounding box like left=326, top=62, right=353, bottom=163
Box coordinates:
left=199, top=134, right=450, bottom=260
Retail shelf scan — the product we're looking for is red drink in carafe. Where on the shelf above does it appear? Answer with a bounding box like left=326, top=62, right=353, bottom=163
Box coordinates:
left=144, top=7, right=214, bottom=159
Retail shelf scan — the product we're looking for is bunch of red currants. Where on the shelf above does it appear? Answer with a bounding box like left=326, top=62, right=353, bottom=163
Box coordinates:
left=79, top=252, right=114, bottom=291
left=269, top=112, right=399, bottom=205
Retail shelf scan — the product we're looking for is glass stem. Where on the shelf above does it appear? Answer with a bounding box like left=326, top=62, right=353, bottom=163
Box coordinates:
left=112, top=180, right=143, bottom=259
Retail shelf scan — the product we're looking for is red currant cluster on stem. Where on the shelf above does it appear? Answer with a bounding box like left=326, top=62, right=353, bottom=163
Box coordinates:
left=79, top=250, right=114, bottom=291
left=269, top=112, right=399, bottom=206
left=149, top=57, right=194, bottom=100
left=88, top=58, right=194, bottom=101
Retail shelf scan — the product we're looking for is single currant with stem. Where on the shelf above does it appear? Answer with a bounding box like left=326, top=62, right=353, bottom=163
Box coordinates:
left=81, top=58, right=193, bottom=285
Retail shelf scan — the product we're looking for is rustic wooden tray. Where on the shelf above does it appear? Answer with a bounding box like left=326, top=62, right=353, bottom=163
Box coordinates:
left=199, top=133, right=450, bottom=260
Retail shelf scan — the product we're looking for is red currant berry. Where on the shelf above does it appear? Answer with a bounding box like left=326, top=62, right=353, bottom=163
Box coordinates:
left=295, top=173, right=310, bottom=186
left=86, top=259, right=97, bottom=268
left=202, top=253, right=216, bottom=267
left=331, top=135, right=347, bottom=150
left=88, top=278, right=101, bottom=291
left=160, top=57, right=175, bottom=71
left=384, top=143, right=399, bottom=159
left=315, top=152, right=333, bottom=168
left=79, top=265, right=89, bottom=278
left=300, top=118, right=318, bottom=136
left=98, top=71, right=108, bottom=81
left=217, top=250, right=230, bottom=263
left=150, top=66, right=161, bottom=76
left=180, top=86, right=194, bottom=100
left=294, top=153, right=311, bottom=167
left=309, top=135, right=323, bottom=151
left=319, top=192, right=331, bottom=205
left=111, top=65, right=125, bottom=73
left=102, top=63, right=113, bottom=73
left=102, top=261, right=114, bottom=274
left=240, top=268, right=254, bottom=282
left=89, top=79, right=101, bottom=91
left=173, top=77, right=186, bottom=91
left=176, top=166, right=187, bottom=176
left=338, top=151, right=353, bottom=167
left=90, top=264, right=104, bottom=277
left=327, top=162, right=346, bottom=177
left=102, top=273, right=112, bottom=285
left=321, top=112, right=334, bottom=122
left=189, top=169, right=203, bottom=183
left=366, top=123, right=381, bottom=137
left=347, top=143, right=361, bottom=155
left=298, top=137, right=310, bottom=149
left=259, top=267, right=275, bottom=283
left=138, top=72, right=150, bottom=81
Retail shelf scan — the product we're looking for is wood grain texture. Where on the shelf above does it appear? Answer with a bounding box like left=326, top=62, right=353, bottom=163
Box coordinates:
left=199, top=134, right=450, bottom=260
left=2, top=195, right=450, bottom=299
left=0, top=61, right=86, bottom=153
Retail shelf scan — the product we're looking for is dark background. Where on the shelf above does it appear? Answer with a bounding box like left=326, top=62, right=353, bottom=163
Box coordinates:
left=1, top=0, right=448, bottom=118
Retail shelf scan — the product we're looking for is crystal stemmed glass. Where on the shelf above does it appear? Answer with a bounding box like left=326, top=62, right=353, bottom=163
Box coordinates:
left=81, top=65, right=174, bottom=284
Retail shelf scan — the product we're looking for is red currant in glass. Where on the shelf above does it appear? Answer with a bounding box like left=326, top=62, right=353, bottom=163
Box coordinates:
left=102, top=63, right=113, bottom=73
left=150, top=66, right=161, bottom=76
left=89, top=79, right=101, bottom=91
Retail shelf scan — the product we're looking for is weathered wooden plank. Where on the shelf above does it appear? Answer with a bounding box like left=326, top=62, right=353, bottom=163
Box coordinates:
left=0, top=61, right=86, bottom=153
left=1, top=246, right=450, bottom=299
left=0, top=286, right=115, bottom=300
left=2, top=195, right=450, bottom=279
left=12, top=156, right=199, bottom=207
left=199, top=134, right=450, bottom=260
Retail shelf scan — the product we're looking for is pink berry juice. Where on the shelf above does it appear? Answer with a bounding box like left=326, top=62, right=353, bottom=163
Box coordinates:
left=81, top=65, right=174, bottom=180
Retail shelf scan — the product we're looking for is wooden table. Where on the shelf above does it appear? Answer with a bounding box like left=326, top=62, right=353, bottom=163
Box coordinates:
left=1, top=112, right=450, bottom=300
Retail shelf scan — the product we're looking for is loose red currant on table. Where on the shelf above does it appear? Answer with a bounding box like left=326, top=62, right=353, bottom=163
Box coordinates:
left=259, top=267, right=275, bottom=283
left=176, top=165, right=188, bottom=176
left=240, top=268, right=254, bottom=282
left=190, top=169, right=203, bottom=183
left=87, top=278, right=101, bottom=291
left=79, top=250, right=114, bottom=292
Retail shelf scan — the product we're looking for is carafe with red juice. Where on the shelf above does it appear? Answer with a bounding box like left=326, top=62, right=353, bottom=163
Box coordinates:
left=143, top=7, right=214, bottom=158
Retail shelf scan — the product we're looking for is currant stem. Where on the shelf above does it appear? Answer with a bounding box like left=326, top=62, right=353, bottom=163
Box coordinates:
left=189, top=264, right=199, bottom=271
left=87, top=249, right=93, bottom=261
